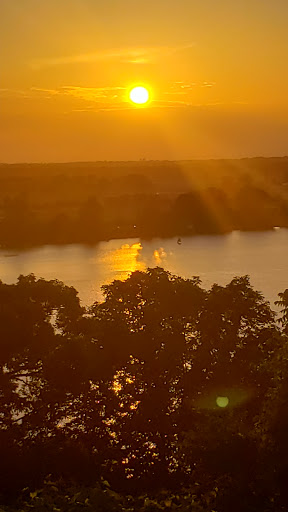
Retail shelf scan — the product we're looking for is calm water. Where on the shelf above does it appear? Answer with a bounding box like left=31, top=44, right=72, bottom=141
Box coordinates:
left=0, top=229, right=287, bottom=307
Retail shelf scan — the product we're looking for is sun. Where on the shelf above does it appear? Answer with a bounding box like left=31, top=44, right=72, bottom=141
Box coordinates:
left=129, top=86, right=149, bottom=105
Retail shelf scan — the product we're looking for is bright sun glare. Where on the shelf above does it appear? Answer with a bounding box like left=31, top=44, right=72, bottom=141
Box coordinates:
left=129, top=86, right=149, bottom=105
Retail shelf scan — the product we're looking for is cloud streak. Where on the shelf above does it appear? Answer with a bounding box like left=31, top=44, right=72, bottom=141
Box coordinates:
left=2, top=80, right=221, bottom=113
left=29, top=84, right=195, bottom=109
left=165, top=81, right=216, bottom=94
left=30, top=85, right=127, bottom=107
left=29, top=44, right=194, bottom=69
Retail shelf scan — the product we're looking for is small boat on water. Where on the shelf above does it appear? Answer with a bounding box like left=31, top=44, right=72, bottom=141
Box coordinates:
left=177, top=238, right=182, bottom=245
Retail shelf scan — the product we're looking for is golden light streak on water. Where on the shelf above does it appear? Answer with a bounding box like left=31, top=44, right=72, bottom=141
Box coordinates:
left=101, top=242, right=146, bottom=282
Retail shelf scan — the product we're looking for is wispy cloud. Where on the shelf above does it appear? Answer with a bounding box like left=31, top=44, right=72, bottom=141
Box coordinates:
left=28, top=84, right=196, bottom=111
left=164, top=81, right=216, bottom=95
left=30, top=87, right=61, bottom=95
left=2, top=80, right=222, bottom=113
left=201, top=81, right=216, bottom=88
left=62, top=85, right=125, bottom=101
left=0, top=88, right=35, bottom=99
left=30, top=85, right=126, bottom=106
left=29, top=84, right=193, bottom=108
left=29, top=44, right=194, bottom=69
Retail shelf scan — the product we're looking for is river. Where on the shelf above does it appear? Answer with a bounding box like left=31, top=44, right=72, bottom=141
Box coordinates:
left=0, top=229, right=287, bottom=308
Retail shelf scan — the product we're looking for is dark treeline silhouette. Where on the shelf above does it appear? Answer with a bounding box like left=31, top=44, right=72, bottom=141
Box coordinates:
left=1, top=268, right=288, bottom=510
left=1, top=157, right=288, bottom=247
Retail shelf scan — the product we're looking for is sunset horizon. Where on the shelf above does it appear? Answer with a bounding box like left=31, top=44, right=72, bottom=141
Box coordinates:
left=2, top=155, right=288, bottom=165
left=2, top=0, right=288, bottom=162
left=2, top=2, right=288, bottom=509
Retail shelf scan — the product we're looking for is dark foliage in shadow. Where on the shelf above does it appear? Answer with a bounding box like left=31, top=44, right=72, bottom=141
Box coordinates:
left=1, top=268, right=288, bottom=510
left=1, top=158, right=288, bottom=247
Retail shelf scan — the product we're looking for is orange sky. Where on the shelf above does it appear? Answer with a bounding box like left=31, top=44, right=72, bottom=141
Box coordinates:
left=1, top=0, right=288, bottom=162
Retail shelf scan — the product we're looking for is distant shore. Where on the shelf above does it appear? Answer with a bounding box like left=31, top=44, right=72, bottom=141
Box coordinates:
left=1, top=157, right=288, bottom=249
left=0, top=225, right=286, bottom=252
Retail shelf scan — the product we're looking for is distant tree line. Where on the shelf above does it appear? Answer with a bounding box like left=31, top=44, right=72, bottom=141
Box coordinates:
left=1, top=268, right=288, bottom=510
left=2, top=158, right=288, bottom=247
left=1, top=181, right=288, bottom=247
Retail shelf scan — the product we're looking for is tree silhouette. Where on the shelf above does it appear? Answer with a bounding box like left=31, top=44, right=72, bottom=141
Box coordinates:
left=0, top=268, right=285, bottom=500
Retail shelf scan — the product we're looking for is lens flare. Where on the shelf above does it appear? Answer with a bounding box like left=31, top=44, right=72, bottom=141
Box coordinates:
left=216, top=396, right=229, bottom=408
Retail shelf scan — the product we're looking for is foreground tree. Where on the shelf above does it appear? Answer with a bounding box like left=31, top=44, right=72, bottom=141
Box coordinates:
left=0, top=269, right=287, bottom=510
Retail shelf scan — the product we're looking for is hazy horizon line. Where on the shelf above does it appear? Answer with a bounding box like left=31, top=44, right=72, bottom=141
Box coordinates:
left=1, top=155, right=288, bottom=166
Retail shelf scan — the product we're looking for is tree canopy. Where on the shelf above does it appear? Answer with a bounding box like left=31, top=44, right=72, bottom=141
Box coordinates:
left=1, top=268, right=288, bottom=510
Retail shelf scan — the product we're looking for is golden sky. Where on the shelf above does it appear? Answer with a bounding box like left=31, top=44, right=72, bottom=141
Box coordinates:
left=1, top=0, right=288, bottom=162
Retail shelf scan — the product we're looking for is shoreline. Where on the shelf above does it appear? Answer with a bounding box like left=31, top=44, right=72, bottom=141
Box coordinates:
left=0, top=225, right=285, bottom=252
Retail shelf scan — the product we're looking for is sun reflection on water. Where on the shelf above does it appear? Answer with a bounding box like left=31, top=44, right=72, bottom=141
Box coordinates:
left=101, top=242, right=146, bottom=281
left=153, top=247, right=167, bottom=263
